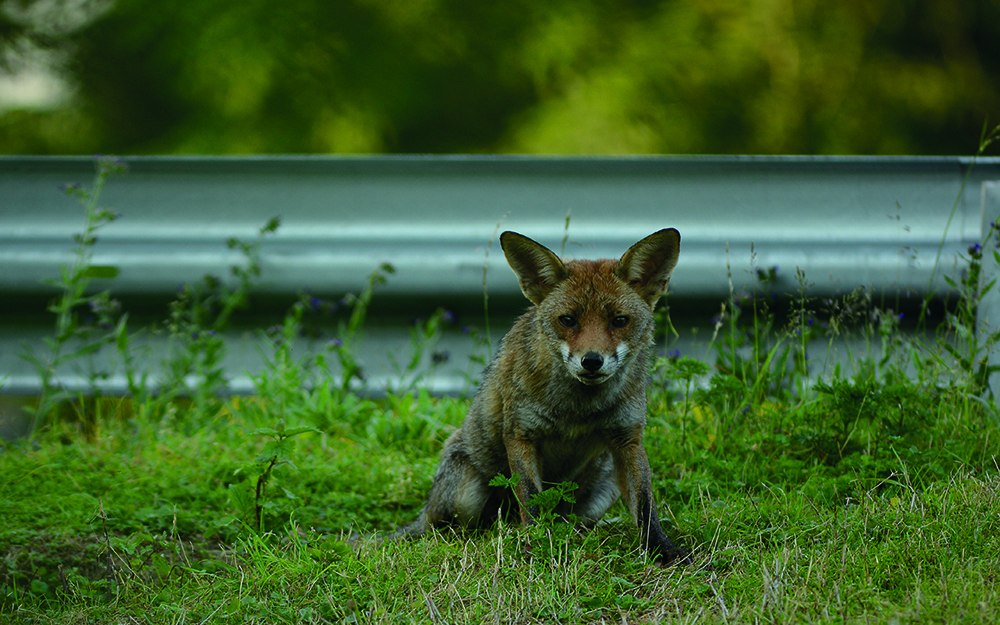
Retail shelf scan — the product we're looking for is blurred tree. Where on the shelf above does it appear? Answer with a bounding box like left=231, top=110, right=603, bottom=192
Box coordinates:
left=0, top=0, right=997, bottom=155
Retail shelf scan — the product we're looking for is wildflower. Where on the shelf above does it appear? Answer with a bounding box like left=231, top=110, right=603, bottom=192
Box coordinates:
left=665, top=349, right=681, bottom=362
left=96, top=154, right=128, bottom=174
left=968, top=243, right=982, bottom=259
left=442, top=310, right=456, bottom=324
left=329, top=338, right=343, bottom=347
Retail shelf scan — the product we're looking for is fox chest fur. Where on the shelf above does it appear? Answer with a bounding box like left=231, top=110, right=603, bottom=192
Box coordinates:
left=394, top=228, right=690, bottom=565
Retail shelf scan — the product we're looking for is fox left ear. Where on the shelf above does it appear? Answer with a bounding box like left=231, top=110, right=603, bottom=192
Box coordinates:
left=616, top=228, right=681, bottom=307
left=500, top=231, right=569, bottom=306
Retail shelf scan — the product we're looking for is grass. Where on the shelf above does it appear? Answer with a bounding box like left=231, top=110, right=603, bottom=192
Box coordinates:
left=2, top=384, right=998, bottom=623
left=2, top=152, right=1000, bottom=623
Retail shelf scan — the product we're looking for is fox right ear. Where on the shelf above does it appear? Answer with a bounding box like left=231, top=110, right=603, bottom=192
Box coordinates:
left=616, top=228, right=681, bottom=307
left=500, top=231, right=569, bottom=305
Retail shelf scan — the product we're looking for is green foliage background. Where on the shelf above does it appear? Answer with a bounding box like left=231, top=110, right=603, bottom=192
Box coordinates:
left=2, top=0, right=999, bottom=155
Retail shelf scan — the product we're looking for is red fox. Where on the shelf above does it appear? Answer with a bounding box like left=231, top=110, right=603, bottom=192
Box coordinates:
left=394, top=229, right=688, bottom=565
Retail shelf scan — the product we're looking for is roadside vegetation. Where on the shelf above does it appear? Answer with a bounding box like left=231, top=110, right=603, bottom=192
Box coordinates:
left=2, top=150, right=1000, bottom=624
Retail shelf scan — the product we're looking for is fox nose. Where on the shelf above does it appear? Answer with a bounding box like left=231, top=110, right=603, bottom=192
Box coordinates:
left=581, top=352, right=604, bottom=372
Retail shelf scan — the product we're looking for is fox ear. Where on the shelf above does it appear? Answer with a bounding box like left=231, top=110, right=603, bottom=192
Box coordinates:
left=616, top=228, right=681, bottom=306
left=500, top=231, right=569, bottom=305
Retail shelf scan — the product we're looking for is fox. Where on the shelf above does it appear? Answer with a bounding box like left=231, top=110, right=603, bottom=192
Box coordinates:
left=393, top=228, right=689, bottom=565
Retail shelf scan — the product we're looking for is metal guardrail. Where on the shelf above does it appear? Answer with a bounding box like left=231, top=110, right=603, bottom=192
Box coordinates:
left=1, top=155, right=999, bottom=401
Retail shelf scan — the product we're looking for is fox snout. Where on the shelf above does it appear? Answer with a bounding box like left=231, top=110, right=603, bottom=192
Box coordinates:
left=562, top=343, right=630, bottom=385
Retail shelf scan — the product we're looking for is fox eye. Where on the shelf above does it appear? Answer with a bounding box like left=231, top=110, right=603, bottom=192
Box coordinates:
left=611, top=315, right=629, bottom=328
left=558, top=315, right=576, bottom=328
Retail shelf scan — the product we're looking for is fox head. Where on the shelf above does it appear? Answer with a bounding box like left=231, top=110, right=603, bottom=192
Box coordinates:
left=500, top=229, right=680, bottom=386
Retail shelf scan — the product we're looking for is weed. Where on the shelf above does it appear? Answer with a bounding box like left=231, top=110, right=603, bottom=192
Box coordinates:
left=20, top=155, right=128, bottom=436
left=233, top=419, right=320, bottom=533
left=147, top=216, right=281, bottom=418
left=488, top=473, right=587, bottom=564
left=329, top=262, right=395, bottom=394
left=248, top=293, right=342, bottom=427
left=387, top=308, right=455, bottom=395
left=935, top=241, right=1000, bottom=400
left=654, top=353, right=711, bottom=449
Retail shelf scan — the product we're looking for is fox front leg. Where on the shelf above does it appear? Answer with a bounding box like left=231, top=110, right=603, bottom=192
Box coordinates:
left=504, top=436, right=544, bottom=525
left=612, top=437, right=691, bottom=566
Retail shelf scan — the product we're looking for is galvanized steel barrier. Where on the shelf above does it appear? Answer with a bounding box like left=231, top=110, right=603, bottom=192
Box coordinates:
left=2, top=155, right=999, bottom=405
